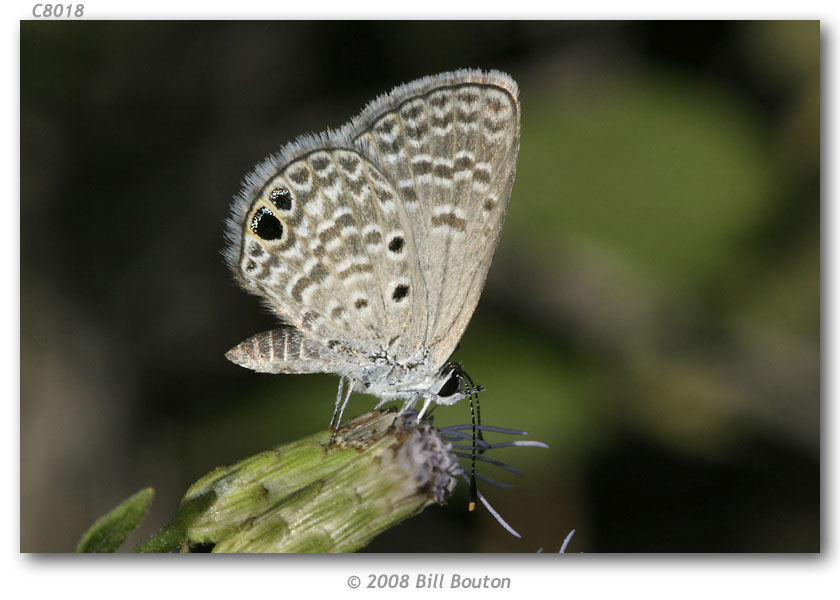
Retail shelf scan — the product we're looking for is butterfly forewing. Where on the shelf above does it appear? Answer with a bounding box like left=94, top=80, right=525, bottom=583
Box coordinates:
left=428, top=84, right=519, bottom=367
left=353, top=73, right=520, bottom=368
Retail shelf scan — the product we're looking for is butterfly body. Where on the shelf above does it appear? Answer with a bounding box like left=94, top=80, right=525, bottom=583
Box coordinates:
left=226, top=329, right=467, bottom=407
left=225, top=69, right=520, bottom=418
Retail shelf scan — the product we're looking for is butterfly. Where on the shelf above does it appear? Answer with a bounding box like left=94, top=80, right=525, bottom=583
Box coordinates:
left=224, top=69, right=520, bottom=432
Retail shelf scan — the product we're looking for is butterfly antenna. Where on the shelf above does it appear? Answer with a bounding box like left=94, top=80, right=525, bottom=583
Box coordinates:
left=457, top=364, right=485, bottom=512
left=459, top=365, right=486, bottom=447
left=468, top=387, right=478, bottom=511
left=473, top=386, right=486, bottom=449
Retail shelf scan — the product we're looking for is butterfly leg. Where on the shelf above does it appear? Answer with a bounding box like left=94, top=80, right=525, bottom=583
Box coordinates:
left=395, top=394, right=424, bottom=420
left=329, top=378, right=355, bottom=445
left=329, top=376, right=346, bottom=431
left=415, top=397, right=434, bottom=422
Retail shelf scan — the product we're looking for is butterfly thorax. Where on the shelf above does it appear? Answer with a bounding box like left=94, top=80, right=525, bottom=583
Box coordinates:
left=342, top=351, right=464, bottom=407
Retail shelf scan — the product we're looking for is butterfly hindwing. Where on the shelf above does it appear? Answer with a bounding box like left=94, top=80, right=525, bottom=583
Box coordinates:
left=228, top=147, right=428, bottom=363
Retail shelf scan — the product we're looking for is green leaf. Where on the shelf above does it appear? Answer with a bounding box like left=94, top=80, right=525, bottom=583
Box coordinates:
left=76, top=488, right=154, bottom=553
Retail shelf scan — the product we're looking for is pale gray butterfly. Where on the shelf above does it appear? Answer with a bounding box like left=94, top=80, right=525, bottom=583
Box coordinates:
left=224, top=69, right=520, bottom=432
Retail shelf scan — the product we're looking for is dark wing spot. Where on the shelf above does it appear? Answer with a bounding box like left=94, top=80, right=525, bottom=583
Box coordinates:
left=380, top=138, right=401, bottom=154
left=336, top=213, right=355, bottom=228
left=338, top=262, right=373, bottom=280
left=429, top=93, right=449, bottom=109
left=355, top=298, right=368, bottom=309
left=474, top=166, right=492, bottom=184
left=400, top=186, right=418, bottom=203
left=365, top=230, right=382, bottom=246
left=454, top=155, right=474, bottom=172
left=270, top=188, right=292, bottom=211
left=317, top=170, right=339, bottom=187
left=392, top=284, right=409, bottom=302
left=433, top=162, right=454, bottom=180
left=412, top=157, right=432, bottom=175
left=431, top=212, right=467, bottom=232
left=287, top=166, right=311, bottom=185
left=376, top=118, right=396, bottom=135
left=405, top=123, right=428, bottom=140
left=318, top=223, right=340, bottom=244
left=487, top=95, right=509, bottom=114
left=401, top=103, right=423, bottom=120
left=251, top=207, right=283, bottom=241
left=388, top=236, right=404, bottom=253
left=375, top=185, right=394, bottom=202
left=291, top=276, right=314, bottom=302
left=301, top=311, right=318, bottom=330
left=346, top=176, right=365, bottom=193
left=308, top=262, right=329, bottom=283
left=327, top=340, right=351, bottom=353
left=456, top=90, right=480, bottom=104
left=310, top=155, right=330, bottom=173
left=485, top=119, right=506, bottom=133
left=456, top=108, right=478, bottom=122
left=338, top=154, right=360, bottom=173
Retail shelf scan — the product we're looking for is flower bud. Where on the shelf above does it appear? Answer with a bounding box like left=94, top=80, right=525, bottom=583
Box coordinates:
left=178, top=409, right=461, bottom=553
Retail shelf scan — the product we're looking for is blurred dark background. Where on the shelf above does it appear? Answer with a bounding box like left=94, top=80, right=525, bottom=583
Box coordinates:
left=20, top=21, right=819, bottom=552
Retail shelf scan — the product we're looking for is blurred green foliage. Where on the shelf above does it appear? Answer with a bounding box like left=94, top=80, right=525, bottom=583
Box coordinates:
left=21, top=21, right=818, bottom=552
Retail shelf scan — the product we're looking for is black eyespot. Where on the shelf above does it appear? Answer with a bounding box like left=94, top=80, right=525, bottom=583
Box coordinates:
left=251, top=207, right=283, bottom=241
left=270, top=187, right=292, bottom=211
left=388, top=236, right=404, bottom=253
left=438, top=371, right=461, bottom=397
left=392, top=284, right=409, bottom=302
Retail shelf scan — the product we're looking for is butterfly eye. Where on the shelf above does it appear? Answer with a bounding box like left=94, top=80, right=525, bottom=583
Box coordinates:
left=269, top=187, right=293, bottom=211
left=251, top=207, right=284, bottom=241
left=437, top=371, right=461, bottom=397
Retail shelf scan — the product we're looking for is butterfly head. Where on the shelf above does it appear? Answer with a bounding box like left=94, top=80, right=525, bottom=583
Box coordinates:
left=432, top=362, right=484, bottom=406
